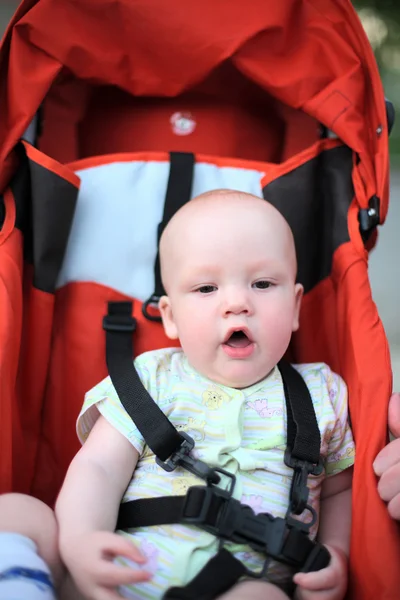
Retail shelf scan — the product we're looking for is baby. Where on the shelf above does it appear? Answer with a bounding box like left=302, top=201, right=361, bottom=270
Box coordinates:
left=56, top=190, right=354, bottom=600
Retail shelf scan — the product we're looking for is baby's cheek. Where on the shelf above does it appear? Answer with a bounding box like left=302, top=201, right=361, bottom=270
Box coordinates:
left=178, top=323, right=210, bottom=370
left=264, top=318, right=293, bottom=352
left=180, top=315, right=212, bottom=350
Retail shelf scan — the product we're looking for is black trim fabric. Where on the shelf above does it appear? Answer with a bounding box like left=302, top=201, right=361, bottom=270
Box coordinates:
left=152, top=151, right=195, bottom=299
left=10, top=144, right=79, bottom=293
left=263, top=145, right=353, bottom=293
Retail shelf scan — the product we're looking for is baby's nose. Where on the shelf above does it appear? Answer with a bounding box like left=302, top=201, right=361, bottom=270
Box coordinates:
left=223, top=290, right=252, bottom=315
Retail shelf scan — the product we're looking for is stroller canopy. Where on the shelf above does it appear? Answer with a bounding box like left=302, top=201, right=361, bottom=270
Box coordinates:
left=0, top=1, right=397, bottom=598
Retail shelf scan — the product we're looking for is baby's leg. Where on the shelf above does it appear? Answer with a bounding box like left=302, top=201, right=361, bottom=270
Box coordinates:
left=218, top=579, right=291, bottom=600
left=0, top=493, right=62, bottom=599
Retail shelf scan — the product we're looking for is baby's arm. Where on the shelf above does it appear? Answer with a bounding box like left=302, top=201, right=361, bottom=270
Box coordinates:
left=56, top=415, right=151, bottom=600
left=293, top=467, right=352, bottom=600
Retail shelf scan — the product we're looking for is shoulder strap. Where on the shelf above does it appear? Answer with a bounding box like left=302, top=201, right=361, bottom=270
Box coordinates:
left=104, top=306, right=322, bottom=480
left=105, top=316, right=329, bottom=595
left=278, top=360, right=321, bottom=465
left=142, top=151, right=195, bottom=321
left=104, top=301, right=219, bottom=483
left=103, top=302, right=183, bottom=460
left=278, top=360, right=323, bottom=515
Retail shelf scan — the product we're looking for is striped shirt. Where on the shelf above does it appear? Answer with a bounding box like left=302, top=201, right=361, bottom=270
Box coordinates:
left=78, top=348, right=354, bottom=599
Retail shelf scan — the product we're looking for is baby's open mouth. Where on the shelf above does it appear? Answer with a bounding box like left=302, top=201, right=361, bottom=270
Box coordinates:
left=224, top=330, right=252, bottom=348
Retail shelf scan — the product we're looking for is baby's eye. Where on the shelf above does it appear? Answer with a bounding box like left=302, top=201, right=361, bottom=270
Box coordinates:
left=196, top=285, right=217, bottom=294
left=253, top=280, right=272, bottom=289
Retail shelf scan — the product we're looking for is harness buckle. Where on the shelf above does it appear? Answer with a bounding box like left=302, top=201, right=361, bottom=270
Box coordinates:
left=182, top=485, right=231, bottom=529
left=181, top=481, right=284, bottom=552
left=102, top=314, right=137, bottom=333
left=156, top=432, right=221, bottom=485
left=284, top=449, right=324, bottom=515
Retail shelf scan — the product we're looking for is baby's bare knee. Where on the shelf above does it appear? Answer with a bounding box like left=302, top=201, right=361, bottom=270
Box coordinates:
left=0, top=493, right=57, bottom=542
left=218, top=580, right=290, bottom=600
left=0, top=493, right=61, bottom=582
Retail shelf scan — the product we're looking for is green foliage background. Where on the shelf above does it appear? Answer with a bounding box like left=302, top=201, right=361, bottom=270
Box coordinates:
left=355, top=1, right=400, bottom=162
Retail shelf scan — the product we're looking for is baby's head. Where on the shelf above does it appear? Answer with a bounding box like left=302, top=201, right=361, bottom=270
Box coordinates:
left=159, top=189, right=303, bottom=388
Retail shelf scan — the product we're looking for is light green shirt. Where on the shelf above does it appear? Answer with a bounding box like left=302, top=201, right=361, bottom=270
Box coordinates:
left=78, top=348, right=354, bottom=598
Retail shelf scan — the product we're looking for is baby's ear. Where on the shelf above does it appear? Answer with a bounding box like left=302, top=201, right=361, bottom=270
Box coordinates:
left=158, top=296, right=179, bottom=339
left=292, top=283, right=304, bottom=332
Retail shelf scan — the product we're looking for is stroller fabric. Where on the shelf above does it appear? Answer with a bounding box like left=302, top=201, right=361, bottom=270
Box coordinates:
left=0, top=1, right=397, bottom=598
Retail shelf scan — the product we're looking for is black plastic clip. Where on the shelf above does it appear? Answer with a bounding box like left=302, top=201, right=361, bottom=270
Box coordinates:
left=284, top=450, right=323, bottom=515
left=180, top=477, right=328, bottom=574
left=182, top=483, right=233, bottom=530
left=156, top=432, right=221, bottom=485
left=359, top=195, right=380, bottom=241
left=181, top=483, right=289, bottom=569
left=103, top=302, right=137, bottom=333
left=142, top=295, right=162, bottom=322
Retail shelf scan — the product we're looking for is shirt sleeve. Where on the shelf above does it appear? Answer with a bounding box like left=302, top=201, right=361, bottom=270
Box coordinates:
left=323, top=368, right=355, bottom=476
left=77, top=353, right=155, bottom=455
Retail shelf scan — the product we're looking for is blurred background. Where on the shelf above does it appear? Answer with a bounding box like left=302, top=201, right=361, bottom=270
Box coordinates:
left=1, top=0, right=399, bottom=388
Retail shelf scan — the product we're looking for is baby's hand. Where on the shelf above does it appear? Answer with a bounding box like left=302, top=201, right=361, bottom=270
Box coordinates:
left=293, top=545, right=348, bottom=600
left=62, top=530, right=151, bottom=600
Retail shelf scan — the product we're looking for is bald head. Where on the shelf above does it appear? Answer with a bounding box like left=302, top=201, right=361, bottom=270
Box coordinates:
left=159, top=189, right=297, bottom=293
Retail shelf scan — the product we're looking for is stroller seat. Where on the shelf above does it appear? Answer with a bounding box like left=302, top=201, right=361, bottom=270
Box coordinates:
left=0, top=1, right=398, bottom=598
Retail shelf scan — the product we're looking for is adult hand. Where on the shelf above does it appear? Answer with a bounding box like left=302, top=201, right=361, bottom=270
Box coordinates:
left=62, top=530, right=150, bottom=600
left=293, top=545, right=347, bottom=600
left=373, top=392, right=400, bottom=519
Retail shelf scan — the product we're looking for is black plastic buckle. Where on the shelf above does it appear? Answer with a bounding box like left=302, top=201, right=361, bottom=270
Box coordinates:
left=181, top=483, right=294, bottom=580
left=156, top=432, right=221, bottom=484
left=182, top=485, right=231, bottom=529
left=284, top=450, right=323, bottom=515
left=182, top=479, right=285, bottom=553
left=142, top=295, right=162, bottom=322
left=285, top=503, right=318, bottom=535
left=181, top=471, right=236, bottom=531
left=102, top=314, right=137, bottom=333
left=359, top=195, right=380, bottom=241
left=181, top=478, right=323, bottom=577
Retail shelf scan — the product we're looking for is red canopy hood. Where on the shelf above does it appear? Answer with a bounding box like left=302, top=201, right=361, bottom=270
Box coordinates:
left=0, top=0, right=389, bottom=220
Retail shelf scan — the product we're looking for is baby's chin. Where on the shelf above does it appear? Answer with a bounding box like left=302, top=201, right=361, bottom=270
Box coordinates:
left=202, top=365, right=274, bottom=390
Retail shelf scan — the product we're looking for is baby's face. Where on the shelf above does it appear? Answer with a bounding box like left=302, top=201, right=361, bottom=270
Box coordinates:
left=159, top=193, right=303, bottom=388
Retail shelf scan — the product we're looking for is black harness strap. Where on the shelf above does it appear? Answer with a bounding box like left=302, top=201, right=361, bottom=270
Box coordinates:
left=278, top=361, right=323, bottom=515
left=104, top=302, right=328, bottom=597
left=279, top=361, right=321, bottom=465
left=118, top=495, right=184, bottom=529
left=103, top=302, right=183, bottom=461
left=163, top=549, right=247, bottom=600
left=104, top=301, right=219, bottom=482
left=117, top=486, right=330, bottom=573
left=142, top=151, right=195, bottom=321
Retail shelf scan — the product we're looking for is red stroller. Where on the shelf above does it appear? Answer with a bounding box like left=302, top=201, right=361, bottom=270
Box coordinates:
left=0, top=1, right=398, bottom=597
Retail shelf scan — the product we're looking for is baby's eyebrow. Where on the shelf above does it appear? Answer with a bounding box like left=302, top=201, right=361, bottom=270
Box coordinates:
left=185, top=264, right=219, bottom=277
left=183, top=264, right=288, bottom=281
